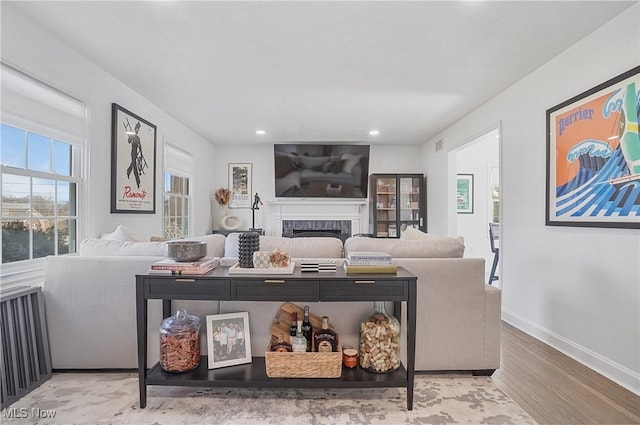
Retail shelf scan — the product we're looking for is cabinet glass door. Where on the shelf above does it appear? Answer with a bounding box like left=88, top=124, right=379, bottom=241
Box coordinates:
left=374, top=176, right=396, bottom=237
left=398, top=176, right=422, bottom=236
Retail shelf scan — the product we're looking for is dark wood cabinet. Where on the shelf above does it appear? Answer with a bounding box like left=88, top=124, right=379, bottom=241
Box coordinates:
left=370, top=174, right=425, bottom=238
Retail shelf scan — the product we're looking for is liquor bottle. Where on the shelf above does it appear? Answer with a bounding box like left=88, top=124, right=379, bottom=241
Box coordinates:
left=289, top=312, right=298, bottom=342
left=301, top=305, right=312, bottom=352
left=313, top=316, right=338, bottom=352
left=270, top=333, right=292, bottom=352
left=291, top=321, right=307, bottom=352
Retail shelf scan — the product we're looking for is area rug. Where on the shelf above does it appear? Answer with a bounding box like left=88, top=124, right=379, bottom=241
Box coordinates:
left=5, top=373, right=537, bottom=425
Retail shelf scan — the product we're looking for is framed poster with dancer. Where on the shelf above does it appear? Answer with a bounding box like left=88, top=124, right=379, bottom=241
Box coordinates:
left=111, top=103, right=157, bottom=213
left=546, top=66, right=640, bottom=229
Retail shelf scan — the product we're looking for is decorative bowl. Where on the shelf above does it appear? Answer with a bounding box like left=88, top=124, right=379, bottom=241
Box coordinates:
left=166, top=241, right=207, bottom=262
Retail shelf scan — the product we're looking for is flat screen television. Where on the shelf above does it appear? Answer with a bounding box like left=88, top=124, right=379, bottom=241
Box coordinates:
left=274, top=144, right=370, bottom=198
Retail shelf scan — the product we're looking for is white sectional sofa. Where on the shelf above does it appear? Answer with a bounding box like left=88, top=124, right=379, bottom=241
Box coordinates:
left=43, top=229, right=501, bottom=374
left=42, top=233, right=226, bottom=369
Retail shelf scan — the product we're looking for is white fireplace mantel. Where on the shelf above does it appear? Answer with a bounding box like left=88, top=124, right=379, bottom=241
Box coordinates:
left=266, top=200, right=368, bottom=237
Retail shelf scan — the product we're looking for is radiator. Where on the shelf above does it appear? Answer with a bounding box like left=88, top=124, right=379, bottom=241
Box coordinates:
left=1, top=286, right=51, bottom=409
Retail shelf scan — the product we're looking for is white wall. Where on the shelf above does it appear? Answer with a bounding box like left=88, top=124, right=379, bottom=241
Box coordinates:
left=1, top=4, right=216, bottom=239
left=424, top=5, right=640, bottom=394
left=213, top=144, right=425, bottom=234
left=456, top=129, right=499, bottom=277
left=2, top=4, right=427, bottom=240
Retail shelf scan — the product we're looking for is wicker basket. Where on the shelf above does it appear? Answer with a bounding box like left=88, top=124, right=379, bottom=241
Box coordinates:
left=264, top=349, right=342, bottom=378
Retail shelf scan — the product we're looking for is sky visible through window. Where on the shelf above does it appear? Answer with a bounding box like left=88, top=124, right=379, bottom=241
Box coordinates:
left=1, top=124, right=71, bottom=202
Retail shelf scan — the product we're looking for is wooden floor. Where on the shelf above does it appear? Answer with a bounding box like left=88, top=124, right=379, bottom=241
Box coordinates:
left=493, top=322, right=640, bottom=425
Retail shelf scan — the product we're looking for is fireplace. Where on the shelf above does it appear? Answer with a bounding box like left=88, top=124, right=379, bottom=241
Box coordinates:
left=282, top=220, right=351, bottom=242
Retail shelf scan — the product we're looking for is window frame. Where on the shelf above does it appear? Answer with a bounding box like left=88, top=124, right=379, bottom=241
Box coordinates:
left=163, top=172, right=192, bottom=238
left=0, top=64, right=88, bottom=289
left=163, top=143, right=194, bottom=239
left=1, top=125, right=85, bottom=285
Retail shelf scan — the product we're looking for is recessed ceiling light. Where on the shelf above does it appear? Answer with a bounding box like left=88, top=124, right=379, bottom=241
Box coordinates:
left=369, top=130, right=380, bottom=136
left=256, top=130, right=266, bottom=135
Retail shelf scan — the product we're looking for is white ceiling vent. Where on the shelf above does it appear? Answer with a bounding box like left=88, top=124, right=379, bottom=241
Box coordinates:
left=435, top=140, right=443, bottom=151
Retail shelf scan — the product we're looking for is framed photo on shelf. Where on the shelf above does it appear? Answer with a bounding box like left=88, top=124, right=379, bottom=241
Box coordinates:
left=546, top=66, right=640, bottom=229
left=228, top=163, right=252, bottom=208
left=456, top=174, right=474, bottom=214
left=110, top=103, right=157, bottom=214
left=206, top=312, right=252, bottom=369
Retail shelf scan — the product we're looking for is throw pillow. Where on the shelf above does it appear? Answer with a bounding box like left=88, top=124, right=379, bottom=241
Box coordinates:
left=399, top=227, right=430, bottom=240
left=101, top=224, right=146, bottom=242
left=341, top=154, right=361, bottom=173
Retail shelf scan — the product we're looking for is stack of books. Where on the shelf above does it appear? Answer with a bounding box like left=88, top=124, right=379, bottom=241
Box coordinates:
left=300, top=259, right=338, bottom=273
left=344, top=251, right=397, bottom=274
left=149, top=256, right=218, bottom=275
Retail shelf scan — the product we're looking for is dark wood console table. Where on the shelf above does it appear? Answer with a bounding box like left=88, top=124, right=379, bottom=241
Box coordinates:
left=136, top=267, right=417, bottom=409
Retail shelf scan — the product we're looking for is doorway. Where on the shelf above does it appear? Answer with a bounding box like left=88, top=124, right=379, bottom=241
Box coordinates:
left=453, top=128, right=501, bottom=286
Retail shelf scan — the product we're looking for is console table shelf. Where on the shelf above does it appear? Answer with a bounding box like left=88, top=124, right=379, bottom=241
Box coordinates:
left=136, top=267, right=417, bottom=409
left=147, top=356, right=408, bottom=388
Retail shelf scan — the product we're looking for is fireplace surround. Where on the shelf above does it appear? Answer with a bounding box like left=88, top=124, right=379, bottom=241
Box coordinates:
left=268, top=199, right=365, bottom=239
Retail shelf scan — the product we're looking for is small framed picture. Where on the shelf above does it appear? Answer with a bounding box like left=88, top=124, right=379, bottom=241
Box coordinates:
left=206, top=312, right=252, bottom=369
left=228, top=163, right=252, bottom=208
left=456, top=174, right=474, bottom=214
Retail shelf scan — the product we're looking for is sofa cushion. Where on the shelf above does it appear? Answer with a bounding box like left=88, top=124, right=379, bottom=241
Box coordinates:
left=224, top=234, right=344, bottom=259
left=79, top=238, right=167, bottom=256
left=344, top=235, right=464, bottom=258
left=184, top=234, right=226, bottom=258
left=79, top=234, right=226, bottom=257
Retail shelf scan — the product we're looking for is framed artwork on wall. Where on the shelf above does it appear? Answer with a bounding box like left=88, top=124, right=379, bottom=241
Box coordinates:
left=110, top=103, right=157, bottom=213
left=206, top=312, right=252, bottom=369
left=229, top=163, right=252, bottom=208
left=546, top=66, right=640, bottom=229
left=457, top=174, right=474, bottom=214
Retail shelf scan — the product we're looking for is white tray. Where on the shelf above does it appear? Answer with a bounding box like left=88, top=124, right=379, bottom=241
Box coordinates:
left=228, top=261, right=295, bottom=275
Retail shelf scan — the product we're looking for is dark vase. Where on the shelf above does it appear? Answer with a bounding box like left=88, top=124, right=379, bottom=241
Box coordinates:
left=238, top=232, right=260, bottom=268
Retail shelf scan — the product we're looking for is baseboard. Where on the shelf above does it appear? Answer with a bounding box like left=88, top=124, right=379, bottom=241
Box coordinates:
left=502, top=309, right=640, bottom=396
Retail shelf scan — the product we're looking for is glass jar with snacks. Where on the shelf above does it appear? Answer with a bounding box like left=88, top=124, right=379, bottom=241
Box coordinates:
left=159, top=309, right=200, bottom=372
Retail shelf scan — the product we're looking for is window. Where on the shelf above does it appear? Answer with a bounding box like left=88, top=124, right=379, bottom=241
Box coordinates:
left=1, top=63, right=86, bottom=276
left=164, top=173, right=190, bottom=238
left=163, top=144, right=193, bottom=238
left=1, top=125, right=80, bottom=263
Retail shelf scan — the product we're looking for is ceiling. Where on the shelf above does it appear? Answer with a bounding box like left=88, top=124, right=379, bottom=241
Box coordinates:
left=5, top=1, right=636, bottom=146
